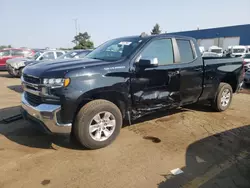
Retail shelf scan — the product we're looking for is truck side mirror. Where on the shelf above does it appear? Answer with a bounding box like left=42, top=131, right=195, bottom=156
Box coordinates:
left=137, top=57, right=159, bottom=68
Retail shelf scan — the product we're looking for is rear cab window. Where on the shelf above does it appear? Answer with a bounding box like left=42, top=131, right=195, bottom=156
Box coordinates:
left=176, top=39, right=195, bottom=63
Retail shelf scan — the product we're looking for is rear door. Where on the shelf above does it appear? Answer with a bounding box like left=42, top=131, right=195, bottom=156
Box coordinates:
left=130, top=37, right=181, bottom=110
left=175, top=38, right=203, bottom=105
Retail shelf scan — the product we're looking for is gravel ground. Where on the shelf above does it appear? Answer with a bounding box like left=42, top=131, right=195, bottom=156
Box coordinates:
left=0, top=71, right=250, bottom=188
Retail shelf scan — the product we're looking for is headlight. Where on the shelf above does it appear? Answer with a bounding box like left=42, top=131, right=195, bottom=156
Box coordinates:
left=43, top=78, right=70, bottom=87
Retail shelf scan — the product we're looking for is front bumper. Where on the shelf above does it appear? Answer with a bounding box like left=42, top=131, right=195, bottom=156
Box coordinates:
left=21, top=93, right=72, bottom=134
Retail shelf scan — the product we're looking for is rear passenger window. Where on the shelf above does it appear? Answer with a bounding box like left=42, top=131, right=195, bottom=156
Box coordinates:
left=176, top=40, right=195, bottom=63
left=140, top=39, right=174, bottom=65
left=56, top=52, right=64, bottom=58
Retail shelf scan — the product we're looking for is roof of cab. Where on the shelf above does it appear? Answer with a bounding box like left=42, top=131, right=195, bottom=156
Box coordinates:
left=115, top=33, right=196, bottom=41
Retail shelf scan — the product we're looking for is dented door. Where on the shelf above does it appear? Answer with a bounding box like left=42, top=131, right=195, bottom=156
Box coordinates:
left=130, top=38, right=181, bottom=110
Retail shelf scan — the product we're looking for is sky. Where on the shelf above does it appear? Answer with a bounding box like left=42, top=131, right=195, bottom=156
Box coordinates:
left=1, top=0, right=250, bottom=48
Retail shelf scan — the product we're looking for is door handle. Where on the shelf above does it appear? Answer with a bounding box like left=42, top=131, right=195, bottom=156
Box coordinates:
left=194, top=68, right=202, bottom=72
left=168, top=70, right=180, bottom=76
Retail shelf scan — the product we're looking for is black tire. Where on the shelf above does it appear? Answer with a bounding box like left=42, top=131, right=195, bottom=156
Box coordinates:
left=17, top=68, right=23, bottom=78
left=245, top=83, right=250, bottom=87
left=212, top=83, right=233, bottom=112
left=73, top=99, right=122, bottom=149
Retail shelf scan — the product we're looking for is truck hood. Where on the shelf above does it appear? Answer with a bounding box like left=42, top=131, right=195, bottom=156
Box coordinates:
left=22, top=58, right=112, bottom=78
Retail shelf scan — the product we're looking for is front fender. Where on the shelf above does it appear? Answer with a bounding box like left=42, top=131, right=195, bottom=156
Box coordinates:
left=59, top=69, right=131, bottom=123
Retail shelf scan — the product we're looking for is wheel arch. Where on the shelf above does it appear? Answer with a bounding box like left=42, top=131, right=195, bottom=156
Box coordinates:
left=220, top=75, right=238, bottom=93
left=74, top=90, right=131, bottom=123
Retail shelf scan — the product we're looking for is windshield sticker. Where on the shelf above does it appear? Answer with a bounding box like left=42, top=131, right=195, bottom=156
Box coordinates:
left=119, top=42, right=132, bottom=46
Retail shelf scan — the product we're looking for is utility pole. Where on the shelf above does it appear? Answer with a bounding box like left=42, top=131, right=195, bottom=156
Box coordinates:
left=73, top=18, right=78, bottom=45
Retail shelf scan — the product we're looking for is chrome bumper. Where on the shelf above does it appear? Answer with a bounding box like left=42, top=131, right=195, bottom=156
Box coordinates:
left=21, top=93, right=72, bottom=134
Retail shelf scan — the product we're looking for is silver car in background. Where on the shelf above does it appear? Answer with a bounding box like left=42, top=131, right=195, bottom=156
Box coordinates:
left=57, top=49, right=92, bottom=59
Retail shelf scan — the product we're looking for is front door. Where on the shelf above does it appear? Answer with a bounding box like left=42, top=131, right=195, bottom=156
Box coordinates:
left=130, top=38, right=181, bottom=111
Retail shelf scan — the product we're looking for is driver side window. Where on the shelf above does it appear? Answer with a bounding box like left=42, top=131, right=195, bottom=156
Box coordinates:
left=140, top=39, right=174, bottom=65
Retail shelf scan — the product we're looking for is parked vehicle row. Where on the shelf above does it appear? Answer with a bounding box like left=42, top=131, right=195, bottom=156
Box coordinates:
left=200, top=45, right=250, bottom=58
left=20, top=33, right=244, bottom=149
left=0, top=48, right=35, bottom=70
left=5, top=49, right=92, bottom=77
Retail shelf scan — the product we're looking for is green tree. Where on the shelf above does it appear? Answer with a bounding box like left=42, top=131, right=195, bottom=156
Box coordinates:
left=0, top=45, right=12, bottom=49
left=151, top=23, right=161, bottom=35
left=59, top=47, right=72, bottom=51
left=72, top=32, right=94, bottom=49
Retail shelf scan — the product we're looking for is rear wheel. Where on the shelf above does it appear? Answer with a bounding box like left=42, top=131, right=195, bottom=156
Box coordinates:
left=245, top=83, right=250, bottom=87
left=212, top=83, right=233, bottom=112
left=73, top=99, right=122, bottom=149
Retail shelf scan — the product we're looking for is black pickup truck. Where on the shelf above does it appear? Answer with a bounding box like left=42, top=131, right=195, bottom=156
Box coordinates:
left=21, top=34, right=244, bottom=149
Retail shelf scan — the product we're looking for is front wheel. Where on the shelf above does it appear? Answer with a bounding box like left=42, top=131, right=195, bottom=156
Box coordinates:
left=12, top=67, right=23, bottom=78
left=212, top=83, right=233, bottom=112
left=73, top=99, right=122, bottom=149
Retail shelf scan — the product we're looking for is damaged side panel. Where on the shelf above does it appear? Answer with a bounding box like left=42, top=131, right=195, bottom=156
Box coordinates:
left=130, top=66, right=181, bottom=115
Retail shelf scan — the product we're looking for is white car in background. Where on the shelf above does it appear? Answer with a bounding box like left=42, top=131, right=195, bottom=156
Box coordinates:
left=243, top=53, right=250, bottom=71
left=208, top=46, right=223, bottom=57
left=231, top=45, right=248, bottom=57
left=202, top=52, right=220, bottom=58
left=246, top=46, right=250, bottom=52
left=199, top=46, right=205, bottom=54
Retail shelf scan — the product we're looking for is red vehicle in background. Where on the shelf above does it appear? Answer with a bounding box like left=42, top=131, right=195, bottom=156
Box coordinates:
left=0, top=48, right=35, bottom=70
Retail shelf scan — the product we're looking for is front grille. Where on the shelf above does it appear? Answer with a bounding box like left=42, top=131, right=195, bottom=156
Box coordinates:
left=26, top=92, right=42, bottom=106
left=23, top=74, right=41, bottom=84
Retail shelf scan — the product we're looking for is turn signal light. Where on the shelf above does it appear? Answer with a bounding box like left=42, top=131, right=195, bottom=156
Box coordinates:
left=64, top=78, right=70, bottom=87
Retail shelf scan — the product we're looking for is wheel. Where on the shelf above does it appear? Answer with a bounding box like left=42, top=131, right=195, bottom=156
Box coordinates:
left=245, top=83, right=250, bottom=87
left=73, top=99, right=122, bottom=149
left=212, top=83, right=233, bottom=112
left=12, top=67, right=23, bottom=78
left=17, top=68, right=23, bottom=77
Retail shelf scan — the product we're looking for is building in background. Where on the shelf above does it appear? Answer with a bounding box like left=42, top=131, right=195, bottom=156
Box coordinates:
left=169, top=24, right=250, bottom=51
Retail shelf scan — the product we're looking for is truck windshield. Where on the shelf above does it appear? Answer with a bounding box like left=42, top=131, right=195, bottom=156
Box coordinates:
left=233, top=49, right=245, bottom=53
left=85, top=37, right=145, bottom=61
left=211, top=49, right=222, bottom=53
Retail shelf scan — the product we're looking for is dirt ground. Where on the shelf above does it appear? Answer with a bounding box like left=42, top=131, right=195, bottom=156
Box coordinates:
left=0, top=71, right=250, bottom=188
